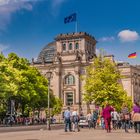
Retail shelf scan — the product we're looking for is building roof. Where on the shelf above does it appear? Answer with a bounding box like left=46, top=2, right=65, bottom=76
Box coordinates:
left=36, top=42, right=56, bottom=63
left=55, top=32, right=96, bottom=42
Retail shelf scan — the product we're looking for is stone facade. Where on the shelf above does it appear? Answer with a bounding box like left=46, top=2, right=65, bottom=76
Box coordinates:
left=117, top=62, right=140, bottom=103
left=104, top=55, right=140, bottom=103
left=32, top=32, right=140, bottom=114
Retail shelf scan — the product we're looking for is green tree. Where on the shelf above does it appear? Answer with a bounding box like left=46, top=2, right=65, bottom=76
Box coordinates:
left=0, top=53, right=62, bottom=119
left=0, top=53, right=19, bottom=116
left=51, top=97, right=63, bottom=116
left=83, top=56, right=132, bottom=111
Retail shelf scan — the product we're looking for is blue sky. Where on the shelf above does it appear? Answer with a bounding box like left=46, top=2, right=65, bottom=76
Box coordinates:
left=0, top=0, right=140, bottom=64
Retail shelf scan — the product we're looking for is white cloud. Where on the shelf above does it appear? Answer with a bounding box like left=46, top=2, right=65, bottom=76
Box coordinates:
left=0, top=0, right=9, bottom=6
left=0, top=0, right=35, bottom=6
left=0, top=0, right=35, bottom=31
left=51, top=0, right=66, bottom=8
left=96, top=48, right=100, bottom=56
left=98, top=36, right=115, bottom=42
left=51, top=0, right=68, bottom=16
left=0, top=0, right=67, bottom=31
left=118, top=29, right=139, bottom=42
left=0, top=43, right=9, bottom=52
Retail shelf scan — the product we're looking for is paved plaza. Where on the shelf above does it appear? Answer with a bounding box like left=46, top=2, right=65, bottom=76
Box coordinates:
left=0, top=128, right=139, bottom=140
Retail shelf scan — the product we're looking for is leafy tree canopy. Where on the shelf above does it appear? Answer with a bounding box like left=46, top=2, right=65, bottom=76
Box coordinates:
left=0, top=53, right=62, bottom=118
left=83, top=56, right=132, bottom=111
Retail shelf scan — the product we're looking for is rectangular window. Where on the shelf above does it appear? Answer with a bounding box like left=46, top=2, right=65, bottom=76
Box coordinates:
left=66, top=92, right=73, bottom=106
left=69, top=43, right=72, bottom=50
left=62, top=43, right=66, bottom=51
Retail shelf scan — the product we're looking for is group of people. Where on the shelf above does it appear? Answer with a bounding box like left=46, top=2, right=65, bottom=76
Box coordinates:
left=63, top=102, right=140, bottom=133
left=63, top=107, right=80, bottom=132
left=101, top=102, right=140, bottom=133
left=86, top=110, right=99, bottom=129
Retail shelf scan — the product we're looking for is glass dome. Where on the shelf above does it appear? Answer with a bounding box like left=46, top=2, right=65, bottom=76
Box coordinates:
left=37, top=42, right=56, bottom=63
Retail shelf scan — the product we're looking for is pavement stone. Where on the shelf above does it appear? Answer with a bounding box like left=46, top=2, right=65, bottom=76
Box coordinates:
left=0, top=128, right=139, bottom=140
left=0, top=124, right=64, bottom=133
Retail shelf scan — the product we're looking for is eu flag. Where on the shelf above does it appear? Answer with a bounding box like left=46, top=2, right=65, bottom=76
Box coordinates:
left=64, top=13, right=76, bottom=24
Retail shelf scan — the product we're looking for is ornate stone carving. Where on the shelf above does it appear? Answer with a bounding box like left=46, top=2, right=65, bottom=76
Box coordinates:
left=85, top=50, right=90, bottom=61
left=75, top=50, right=82, bottom=61
left=57, top=52, right=62, bottom=63
left=54, top=52, right=62, bottom=64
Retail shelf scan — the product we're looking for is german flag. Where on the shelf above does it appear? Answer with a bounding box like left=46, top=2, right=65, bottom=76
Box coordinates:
left=128, top=52, right=137, bottom=58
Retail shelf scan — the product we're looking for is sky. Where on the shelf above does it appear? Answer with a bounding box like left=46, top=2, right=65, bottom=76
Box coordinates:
left=0, top=0, right=140, bottom=65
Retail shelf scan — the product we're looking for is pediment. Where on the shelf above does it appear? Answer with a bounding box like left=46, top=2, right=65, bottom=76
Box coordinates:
left=63, top=86, right=75, bottom=91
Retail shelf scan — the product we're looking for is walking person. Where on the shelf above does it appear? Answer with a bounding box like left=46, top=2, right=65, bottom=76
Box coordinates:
left=86, top=111, right=92, bottom=129
left=102, top=102, right=114, bottom=133
left=64, top=107, right=72, bottom=132
left=101, top=116, right=105, bottom=129
left=92, top=109, right=98, bottom=129
left=121, top=104, right=130, bottom=133
left=132, top=102, right=140, bottom=133
left=116, top=113, right=121, bottom=129
left=111, top=108, right=119, bottom=130
left=72, top=108, right=80, bottom=132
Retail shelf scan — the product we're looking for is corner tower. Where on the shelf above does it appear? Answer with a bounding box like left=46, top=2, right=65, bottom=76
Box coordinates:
left=33, top=32, right=97, bottom=113
left=54, top=32, right=96, bottom=63
left=53, top=32, right=97, bottom=112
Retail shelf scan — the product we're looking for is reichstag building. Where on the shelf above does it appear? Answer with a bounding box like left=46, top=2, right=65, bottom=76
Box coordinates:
left=32, top=32, right=140, bottom=113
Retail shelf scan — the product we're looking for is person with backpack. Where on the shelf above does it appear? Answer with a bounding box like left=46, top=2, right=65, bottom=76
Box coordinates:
left=111, top=108, right=119, bottom=130
left=92, top=109, right=98, bottom=129
left=121, top=104, right=130, bottom=133
left=72, top=108, right=80, bottom=132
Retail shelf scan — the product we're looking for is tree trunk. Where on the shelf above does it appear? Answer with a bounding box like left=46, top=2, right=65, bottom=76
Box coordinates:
left=38, top=108, right=40, bottom=118
left=21, top=104, right=25, bottom=116
left=86, top=102, right=91, bottom=114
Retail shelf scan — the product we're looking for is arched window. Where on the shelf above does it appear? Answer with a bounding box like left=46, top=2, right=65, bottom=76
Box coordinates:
left=65, top=75, right=75, bottom=85
left=75, top=42, right=79, bottom=49
left=69, top=43, right=72, bottom=50
left=62, top=43, right=66, bottom=51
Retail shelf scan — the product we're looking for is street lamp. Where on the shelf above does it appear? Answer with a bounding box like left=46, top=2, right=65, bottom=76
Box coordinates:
left=46, top=71, right=52, bottom=130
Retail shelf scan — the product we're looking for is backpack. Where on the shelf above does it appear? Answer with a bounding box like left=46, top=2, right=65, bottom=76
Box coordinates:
left=92, top=112, right=98, bottom=121
left=111, top=112, right=114, bottom=119
left=73, top=115, right=79, bottom=123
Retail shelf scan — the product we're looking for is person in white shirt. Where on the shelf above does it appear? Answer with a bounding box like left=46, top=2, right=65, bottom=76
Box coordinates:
left=111, top=108, right=119, bottom=130
left=86, top=111, right=92, bottom=129
left=72, top=108, right=80, bottom=132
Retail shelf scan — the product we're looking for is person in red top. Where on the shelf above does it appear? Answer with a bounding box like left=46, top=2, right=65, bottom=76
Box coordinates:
left=102, top=103, right=114, bottom=132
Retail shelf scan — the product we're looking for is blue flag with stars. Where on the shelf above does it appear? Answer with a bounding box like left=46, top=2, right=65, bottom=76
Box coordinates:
left=64, top=13, right=77, bottom=24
